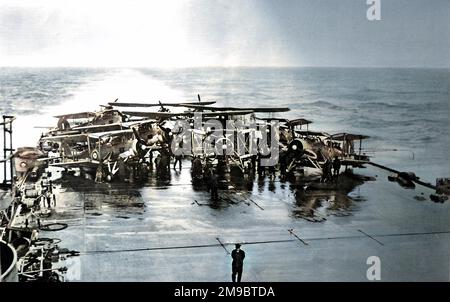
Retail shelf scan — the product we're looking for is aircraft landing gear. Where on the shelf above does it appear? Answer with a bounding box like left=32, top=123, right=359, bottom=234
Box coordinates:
left=105, top=173, right=113, bottom=182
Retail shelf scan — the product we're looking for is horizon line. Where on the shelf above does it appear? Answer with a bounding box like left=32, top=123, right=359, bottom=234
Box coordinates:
left=0, top=65, right=449, bottom=69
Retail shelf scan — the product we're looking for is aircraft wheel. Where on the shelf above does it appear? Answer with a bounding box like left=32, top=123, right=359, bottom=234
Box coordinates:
left=106, top=174, right=113, bottom=182
left=91, top=150, right=99, bottom=161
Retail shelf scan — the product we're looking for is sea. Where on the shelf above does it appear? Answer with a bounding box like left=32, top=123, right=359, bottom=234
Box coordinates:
left=0, top=67, right=449, bottom=183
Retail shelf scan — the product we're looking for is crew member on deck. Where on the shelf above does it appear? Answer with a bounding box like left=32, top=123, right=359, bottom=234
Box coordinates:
left=333, top=157, right=341, bottom=179
left=321, top=160, right=330, bottom=183
left=210, top=172, right=219, bottom=200
left=173, top=139, right=183, bottom=170
left=231, top=243, right=245, bottom=282
left=173, top=154, right=182, bottom=170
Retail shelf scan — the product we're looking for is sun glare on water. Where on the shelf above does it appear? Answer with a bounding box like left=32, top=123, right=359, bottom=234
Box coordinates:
left=11, top=69, right=187, bottom=148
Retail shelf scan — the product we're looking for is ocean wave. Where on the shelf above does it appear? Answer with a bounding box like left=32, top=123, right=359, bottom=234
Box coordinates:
left=362, top=101, right=410, bottom=109
left=416, top=136, right=434, bottom=143
left=361, top=87, right=448, bottom=95
left=290, top=100, right=346, bottom=111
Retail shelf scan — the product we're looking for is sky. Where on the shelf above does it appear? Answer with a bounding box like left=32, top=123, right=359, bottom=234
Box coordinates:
left=0, top=0, right=448, bottom=67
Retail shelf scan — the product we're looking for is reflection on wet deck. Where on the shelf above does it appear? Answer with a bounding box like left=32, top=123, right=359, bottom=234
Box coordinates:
left=7, top=161, right=448, bottom=281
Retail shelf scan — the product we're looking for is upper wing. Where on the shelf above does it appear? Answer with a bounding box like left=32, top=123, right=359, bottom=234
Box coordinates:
left=53, top=112, right=96, bottom=119
left=123, top=110, right=255, bottom=119
left=109, top=101, right=216, bottom=108
left=181, top=104, right=290, bottom=113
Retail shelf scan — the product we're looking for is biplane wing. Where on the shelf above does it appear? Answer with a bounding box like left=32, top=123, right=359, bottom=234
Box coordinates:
left=330, top=133, right=370, bottom=141
left=33, top=126, right=55, bottom=129
left=43, top=129, right=81, bottom=137
left=109, top=101, right=216, bottom=108
left=189, top=110, right=255, bottom=117
left=72, top=123, right=124, bottom=132
left=123, top=110, right=254, bottom=119
left=296, top=130, right=331, bottom=137
left=286, top=118, right=313, bottom=127
left=256, top=117, right=290, bottom=123
left=40, top=133, right=89, bottom=141
left=41, top=129, right=133, bottom=142
left=53, top=112, right=96, bottom=119
left=121, top=119, right=157, bottom=127
left=180, top=104, right=290, bottom=113
left=122, top=111, right=182, bottom=119
left=49, top=159, right=100, bottom=168
left=88, top=129, right=134, bottom=139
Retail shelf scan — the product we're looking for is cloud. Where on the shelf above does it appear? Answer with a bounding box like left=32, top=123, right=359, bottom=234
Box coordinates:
left=0, top=6, right=62, bottom=55
left=0, top=0, right=448, bottom=67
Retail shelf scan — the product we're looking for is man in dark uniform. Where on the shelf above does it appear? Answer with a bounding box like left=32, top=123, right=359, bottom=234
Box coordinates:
left=191, top=156, right=203, bottom=183
left=268, top=163, right=276, bottom=180
left=333, top=157, right=341, bottom=179
left=250, top=154, right=257, bottom=174
left=210, top=172, right=219, bottom=200
left=321, top=160, right=329, bottom=183
left=157, top=152, right=170, bottom=179
left=257, top=154, right=265, bottom=176
left=231, top=243, right=245, bottom=282
left=155, top=153, right=161, bottom=173
left=173, top=154, right=182, bottom=170
left=279, top=150, right=287, bottom=177
left=327, top=159, right=333, bottom=182
left=203, top=160, right=213, bottom=191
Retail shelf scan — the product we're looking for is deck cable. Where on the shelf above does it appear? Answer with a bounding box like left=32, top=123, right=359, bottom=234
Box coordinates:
left=79, top=239, right=296, bottom=255
left=76, top=230, right=450, bottom=255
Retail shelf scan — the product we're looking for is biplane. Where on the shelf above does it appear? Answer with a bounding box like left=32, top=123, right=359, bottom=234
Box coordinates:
left=37, top=100, right=191, bottom=181
left=31, top=94, right=371, bottom=183
left=112, top=99, right=371, bottom=180
left=108, top=98, right=290, bottom=177
left=249, top=117, right=371, bottom=178
left=39, top=119, right=171, bottom=181
left=121, top=108, right=259, bottom=178
left=37, top=96, right=256, bottom=181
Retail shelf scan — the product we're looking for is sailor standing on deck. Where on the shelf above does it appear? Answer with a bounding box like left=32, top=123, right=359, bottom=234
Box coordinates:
left=173, top=139, right=183, bottom=170
left=154, top=153, right=161, bottom=174
left=333, top=157, right=341, bottom=179
left=210, top=172, right=219, bottom=200
left=173, top=154, right=182, bottom=170
left=231, top=243, right=245, bottom=282
left=321, top=160, right=330, bottom=183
